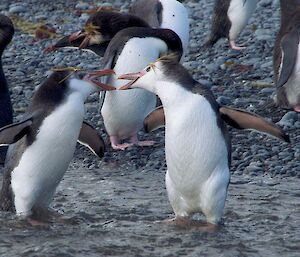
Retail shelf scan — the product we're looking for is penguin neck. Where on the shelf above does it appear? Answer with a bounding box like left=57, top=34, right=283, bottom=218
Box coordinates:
left=154, top=81, right=189, bottom=109
left=68, top=79, right=98, bottom=100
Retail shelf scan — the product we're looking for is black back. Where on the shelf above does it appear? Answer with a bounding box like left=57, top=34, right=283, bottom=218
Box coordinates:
left=103, top=27, right=183, bottom=68
left=129, top=0, right=163, bottom=27
left=204, top=0, right=231, bottom=47
left=0, top=15, right=14, bottom=164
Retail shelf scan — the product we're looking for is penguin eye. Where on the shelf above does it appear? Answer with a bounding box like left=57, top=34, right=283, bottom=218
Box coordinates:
left=146, top=66, right=151, bottom=72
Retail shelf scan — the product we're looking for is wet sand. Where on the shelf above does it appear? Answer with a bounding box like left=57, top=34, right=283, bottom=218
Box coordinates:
left=0, top=157, right=299, bottom=257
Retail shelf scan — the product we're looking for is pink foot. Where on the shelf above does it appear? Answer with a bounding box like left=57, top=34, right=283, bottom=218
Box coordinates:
left=128, top=134, right=155, bottom=147
left=137, top=140, right=156, bottom=147
left=157, top=217, right=219, bottom=232
left=111, top=142, right=134, bottom=150
left=110, top=135, right=134, bottom=150
left=230, top=40, right=246, bottom=51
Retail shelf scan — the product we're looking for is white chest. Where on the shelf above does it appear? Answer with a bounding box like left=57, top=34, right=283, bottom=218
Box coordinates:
left=160, top=0, right=189, bottom=56
left=163, top=92, right=228, bottom=194
left=280, top=42, right=300, bottom=105
left=101, top=38, right=166, bottom=138
left=228, top=0, right=258, bottom=40
left=11, top=93, right=85, bottom=214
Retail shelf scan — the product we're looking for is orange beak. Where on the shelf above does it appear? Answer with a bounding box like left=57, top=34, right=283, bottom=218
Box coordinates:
left=84, top=69, right=116, bottom=91
left=118, top=71, right=147, bottom=90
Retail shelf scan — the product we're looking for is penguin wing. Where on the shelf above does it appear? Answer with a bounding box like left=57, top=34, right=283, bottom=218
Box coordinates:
left=0, top=118, right=33, bottom=146
left=219, top=106, right=290, bottom=142
left=77, top=121, right=105, bottom=158
left=277, top=28, right=300, bottom=88
left=144, top=106, right=165, bottom=133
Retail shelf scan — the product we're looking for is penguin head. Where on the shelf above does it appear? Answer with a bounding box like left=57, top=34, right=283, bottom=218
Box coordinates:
left=118, top=54, right=192, bottom=93
left=68, top=69, right=116, bottom=96
left=0, top=14, right=14, bottom=52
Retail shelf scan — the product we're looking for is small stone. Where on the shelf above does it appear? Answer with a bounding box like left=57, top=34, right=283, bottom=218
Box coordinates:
left=9, top=5, right=27, bottom=13
left=278, top=111, right=299, bottom=126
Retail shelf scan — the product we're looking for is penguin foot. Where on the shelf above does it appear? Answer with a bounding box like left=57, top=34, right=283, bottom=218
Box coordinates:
left=25, top=217, right=50, bottom=228
left=111, top=142, right=134, bottom=151
left=158, top=217, right=219, bottom=232
left=137, top=140, right=156, bottom=147
left=229, top=40, right=246, bottom=51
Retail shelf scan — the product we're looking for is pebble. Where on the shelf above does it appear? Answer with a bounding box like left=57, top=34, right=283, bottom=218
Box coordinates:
left=9, top=5, right=27, bottom=14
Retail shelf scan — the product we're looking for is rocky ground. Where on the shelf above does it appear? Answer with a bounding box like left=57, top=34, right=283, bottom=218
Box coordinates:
left=0, top=0, right=299, bottom=256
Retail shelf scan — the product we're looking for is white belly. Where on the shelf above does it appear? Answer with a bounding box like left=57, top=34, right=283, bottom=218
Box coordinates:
left=101, top=38, right=166, bottom=139
left=164, top=94, right=228, bottom=198
left=280, top=42, right=300, bottom=105
left=11, top=93, right=85, bottom=216
left=160, top=0, right=189, bottom=58
left=228, top=0, right=258, bottom=40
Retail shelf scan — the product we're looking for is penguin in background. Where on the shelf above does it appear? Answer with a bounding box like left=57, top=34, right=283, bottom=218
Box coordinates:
left=0, top=14, right=14, bottom=164
left=44, top=11, right=150, bottom=55
left=99, top=27, right=182, bottom=150
left=129, top=0, right=189, bottom=57
left=0, top=68, right=114, bottom=225
left=118, top=56, right=289, bottom=228
left=273, top=0, right=300, bottom=112
left=204, top=0, right=258, bottom=50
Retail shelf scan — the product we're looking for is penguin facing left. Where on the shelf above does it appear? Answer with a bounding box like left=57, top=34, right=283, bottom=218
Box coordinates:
left=44, top=11, right=150, bottom=55
left=100, top=27, right=183, bottom=150
left=204, top=0, right=258, bottom=50
left=0, top=68, right=114, bottom=224
left=0, top=14, right=14, bottom=164
left=118, top=57, right=289, bottom=227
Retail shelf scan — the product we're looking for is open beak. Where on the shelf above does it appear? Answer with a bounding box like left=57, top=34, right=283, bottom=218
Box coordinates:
left=118, top=71, right=146, bottom=90
left=84, top=69, right=116, bottom=91
left=69, top=31, right=86, bottom=42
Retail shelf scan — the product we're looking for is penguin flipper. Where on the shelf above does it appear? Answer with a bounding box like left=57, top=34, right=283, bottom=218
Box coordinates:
left=277, top=28, right=300, bottom=88
left=77, top=121, right=105, bottom=158
left=0, top=118, right=33, bottom=146
left=219, top=106, right=290, bottom=142
left=144, top=106, right=165, bottom=133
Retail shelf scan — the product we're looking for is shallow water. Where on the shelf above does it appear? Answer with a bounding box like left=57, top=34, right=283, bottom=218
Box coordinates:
left=0, top=163, right=299, bottom=257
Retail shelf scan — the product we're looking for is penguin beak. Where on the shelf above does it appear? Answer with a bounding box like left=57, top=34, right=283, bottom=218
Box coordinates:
left=118, top=71, right=147, bottom=90
left=84, top=69, right=116, bottom=91
left=69, top=31, right=86, bottom=42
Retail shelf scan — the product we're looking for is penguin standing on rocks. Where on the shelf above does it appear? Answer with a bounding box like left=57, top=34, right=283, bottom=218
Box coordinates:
left=205, top=0, right=258, bottom=50
left=273, top=0, right=300, bottom=112
left=118, top=56, right=289, bottom=228
left=129, top=0, right=189, bottom=57
left=100, top=27, right=182, bottom=150
left=0, top=15, right=14, bottom=164
left=44, top=11, right=150, bottom=55
left=0, top=69, right=114, bottom=225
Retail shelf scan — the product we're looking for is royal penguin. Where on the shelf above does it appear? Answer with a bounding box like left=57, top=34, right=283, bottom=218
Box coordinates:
left=118, top=56, right=289, bottom=228
left=273, top=0, right=300, bottom=112
left=129, top=0, right=189, bottom=58
left=44, top=11, right=150, bottom=55
left=0, top=15, right=14, bottom=164
left=100, top=27, right=182, bottom=150
left=0, top=69, right=114, bottom=224
left=205, top=0, right=258, bottom=50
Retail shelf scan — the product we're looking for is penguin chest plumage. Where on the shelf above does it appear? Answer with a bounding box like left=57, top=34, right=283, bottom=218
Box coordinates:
left=162, top=89, right=229, bottom=204
left=228, top=0, right=257, bottom=40
left=279, top=41, right=300, bottom=106
left=159, top=0, right=189, bottom=56
left=101, top=38, right=167, bottom=139
left=11, top=93, right=85, bottom=216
